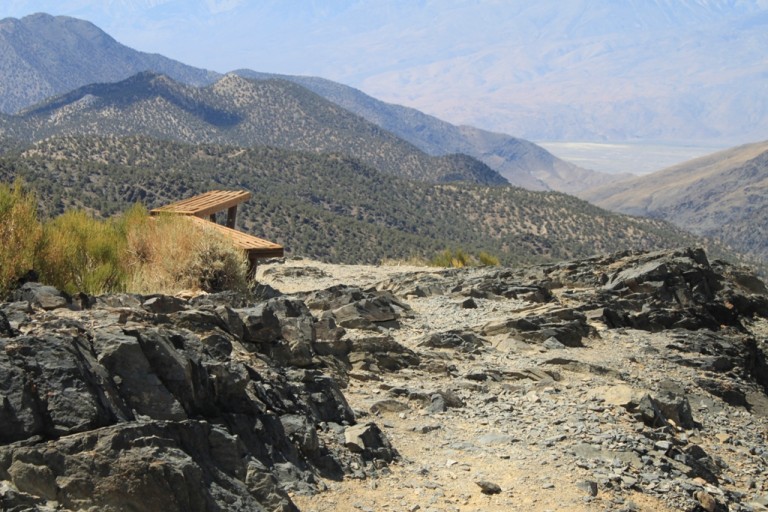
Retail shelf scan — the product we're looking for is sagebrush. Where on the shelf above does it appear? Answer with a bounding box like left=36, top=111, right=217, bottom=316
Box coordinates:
left=0, top=181, right=42, bottom=295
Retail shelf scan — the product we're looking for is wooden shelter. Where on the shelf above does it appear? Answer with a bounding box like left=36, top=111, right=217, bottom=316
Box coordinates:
left=150, top=190, right=284, bottom=270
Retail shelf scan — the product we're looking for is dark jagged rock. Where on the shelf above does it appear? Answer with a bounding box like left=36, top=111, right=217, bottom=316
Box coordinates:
left=556, top=248, right=766, bottom=332
left=343, top=422, right=397, bottom=462
left=10, top=282, right=70, bottom=311
left=418, top=330, right=488, bottom=352
left=348, top=334, right=420, bottom=373
left=0, top=310, right=14, bottom=337
left=0, top=283, right=397, bottom=511
left=306, top=286, right=412, bottom=330
left=1, top=247, right=766, bottom=511
left=481, top=309, right=591, bottom=347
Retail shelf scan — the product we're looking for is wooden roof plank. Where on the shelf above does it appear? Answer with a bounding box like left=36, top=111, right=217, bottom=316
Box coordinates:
left=188, top=216, right=284, bottom=258
left=151, top=190, right=252, bottom=217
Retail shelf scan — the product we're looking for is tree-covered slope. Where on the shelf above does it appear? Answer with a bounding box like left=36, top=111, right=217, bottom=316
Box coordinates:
left=5, top=72, right=506, bottom=186
left=1, top=135, right=710, bottom=266
left=235, top=69, right=623, bottom=193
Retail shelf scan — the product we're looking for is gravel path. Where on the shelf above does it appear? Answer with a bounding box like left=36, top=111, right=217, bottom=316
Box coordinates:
left=259, top=259, right=768, bottom=512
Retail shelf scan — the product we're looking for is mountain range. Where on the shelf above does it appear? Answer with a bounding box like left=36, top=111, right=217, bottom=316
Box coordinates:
left=1, top=71, right=505, bottom=186
left=233, top=70, right=620, bottom=192
left=0, top=12, right=620, bottom=192
left=0, top=12, right=217, bottom=114
left=339, top=1, right=768, bottom=145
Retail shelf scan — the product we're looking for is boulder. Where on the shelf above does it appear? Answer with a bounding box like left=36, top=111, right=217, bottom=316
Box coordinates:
left=11, top=282, right=69, bottom=310
left=344, top=422, right=397, bottom=462
left=0, top=284, right=395, bottom=510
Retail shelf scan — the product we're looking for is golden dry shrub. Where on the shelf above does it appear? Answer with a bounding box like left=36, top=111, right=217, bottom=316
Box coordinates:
left=429, top=248, right=500, bottom=268
left=0, top=181, right=42, bottom=297
left=124, top=213, right=250, bottom=295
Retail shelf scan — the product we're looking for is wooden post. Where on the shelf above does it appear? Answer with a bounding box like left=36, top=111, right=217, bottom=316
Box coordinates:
left=247, top=251, right=258, bottom=279
left=226, top=205, right=238, bottom=229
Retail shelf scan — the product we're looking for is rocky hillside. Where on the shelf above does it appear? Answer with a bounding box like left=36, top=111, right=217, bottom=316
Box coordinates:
left=0, top=13, right=218, bottom=115
left=1, top=247, right=767, bottom=511
left=581, top=141, right=768, bottom=270
left=1, top=72, right=505, bottom=186
left=0, top=135, right=712, bottom=266
left=235, top=70, right=621, bottom=193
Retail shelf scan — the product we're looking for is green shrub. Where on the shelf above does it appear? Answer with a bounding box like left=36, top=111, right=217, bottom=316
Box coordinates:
left=0, top=181, right=42, bottom=296
left=430, top=249, right=455, bottom=267
left=477, top=251, right=500, bottom=266
left=184, top=225, right=250, bottom=294
left=36, top=210, right=127, bottom=295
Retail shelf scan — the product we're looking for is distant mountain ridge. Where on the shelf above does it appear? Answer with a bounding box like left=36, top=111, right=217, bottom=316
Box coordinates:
left=581, top=140, right=768, bottom=268
left=0, top=13, right=218, bottom=114
left=2, top=71, right=506, bottom=186
left=0, top=12, right=615, bottom=193
left=338, top=1, right=768, bottom=144
left=234, top=70, right=623, bottom=192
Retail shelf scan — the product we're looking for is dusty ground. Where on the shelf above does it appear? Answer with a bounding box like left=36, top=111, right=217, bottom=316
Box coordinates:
left=257, top=259, right=768, bottom=512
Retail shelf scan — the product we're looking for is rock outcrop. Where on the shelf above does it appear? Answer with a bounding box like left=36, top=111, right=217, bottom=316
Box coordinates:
left=2, top=247, right=767, bottom=511
left=0, top=287, right=396, bottom=511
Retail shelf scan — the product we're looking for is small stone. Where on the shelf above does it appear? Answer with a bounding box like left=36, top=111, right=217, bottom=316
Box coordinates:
left=715, top=433, right=732, bottom=444
left=621, top=475, right=638, bottom=488
left=429, top=394, right=447, bottom=414
left=576, top=480, right=598, bottom=497
left=475, top=480, right=502, bottom=495
left=694, top=490, right=718, bottom=512
left=542, top=337, right=566, bottom=350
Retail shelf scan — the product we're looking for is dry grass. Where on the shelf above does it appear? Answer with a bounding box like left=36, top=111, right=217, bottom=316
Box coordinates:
left=124, top=213, right=250, bottom=295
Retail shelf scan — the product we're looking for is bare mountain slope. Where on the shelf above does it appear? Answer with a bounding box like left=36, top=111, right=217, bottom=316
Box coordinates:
left=0, top=13, right=218, bottom=115
left=344, top=1, right=768, bottom=144
left=582, top=140, right=768, bottom=265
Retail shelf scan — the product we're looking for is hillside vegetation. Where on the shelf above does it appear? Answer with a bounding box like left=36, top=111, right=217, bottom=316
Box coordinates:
left=582, top=140, right=768, bottom=269
left=4, top=72, right=505, bottom=187
left=0, top=13, right=612, bottom=194
left=1, top=135, right=711, bottom=267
